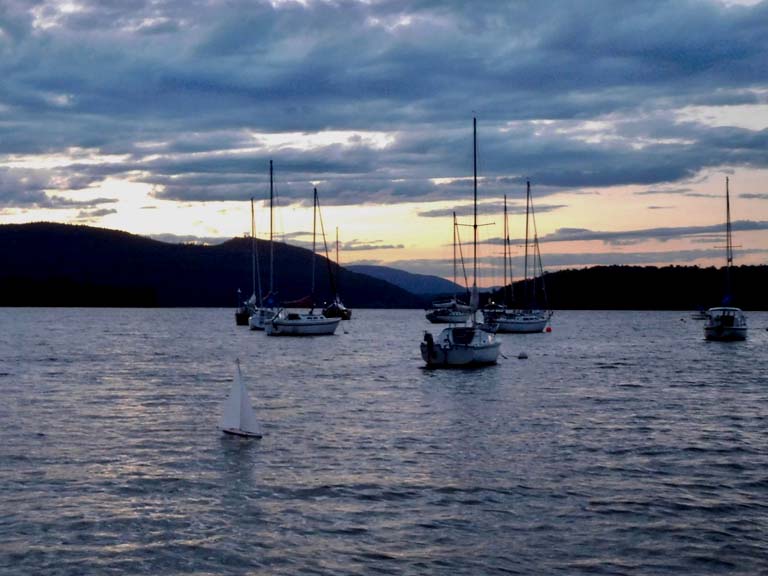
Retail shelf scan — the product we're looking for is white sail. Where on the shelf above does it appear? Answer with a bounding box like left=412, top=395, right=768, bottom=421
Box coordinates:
left=219, top=359, right=261, bottom=437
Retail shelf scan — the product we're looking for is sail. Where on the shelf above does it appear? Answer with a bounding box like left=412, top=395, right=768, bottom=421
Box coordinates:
left=238, top=373, right=260, bottom=435
left=219, top=362, right=243, bottom=430
left=219, top=360, right=260, bottom=435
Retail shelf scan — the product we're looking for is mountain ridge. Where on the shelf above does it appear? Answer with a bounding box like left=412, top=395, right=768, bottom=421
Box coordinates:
left=2, top=223, right=767, bottom=310
left=0, top=222, right=424, bottom=308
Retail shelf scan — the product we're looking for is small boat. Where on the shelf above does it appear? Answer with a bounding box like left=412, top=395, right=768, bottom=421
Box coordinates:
left=704, top=178, right=747, bottom=341
left=421, top=118, right=501, bottom=367
left=425, top=302, right=472, bottom=324
left=265, top=187, right=340, bottom=337
left=265, top=309, right=341, bottom=336
left=322, top=295, right=352, bottom=320
left=704, top=307, right=747, bottom=341
left=425, top=213, right=471, bottom=324
left=495, top=309, right=552, bottom=333
left=322, top=228, right=352, bottom=320
left=219, top=359, right=262, bottom=438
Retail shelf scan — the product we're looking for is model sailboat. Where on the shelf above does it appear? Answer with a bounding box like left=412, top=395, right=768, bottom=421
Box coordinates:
left=421, top=117, right=501, bottom=367
left=704, top=177, right=747, bottom=341
left=219, top=359, right=262, bottom=438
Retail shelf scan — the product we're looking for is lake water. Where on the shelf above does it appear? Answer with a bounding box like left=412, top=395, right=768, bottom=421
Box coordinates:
left=1, top=308, right=767, bottom=575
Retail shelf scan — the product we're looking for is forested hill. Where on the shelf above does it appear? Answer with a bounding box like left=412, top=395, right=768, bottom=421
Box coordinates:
left=0, top=223, right=423, bottom=308
left=501, top=265, right=768, bottom=311
left=2, top=223, right=766, bottom=310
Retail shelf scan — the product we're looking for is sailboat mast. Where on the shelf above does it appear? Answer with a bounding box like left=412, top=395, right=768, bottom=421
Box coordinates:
left=269, top=160, right=274, bottom=296
left=503, top=194, right=508, bottom=305
left=725, top=176, right=733, bottom=299
left=473, top=117, right=478, bottom=289
left=453, top=211, right=458, bottom=293
left=524, top=179, right=531, bottom=305
left=336, top=226, right=340, bottom=297
left=250, top=197, right=256, bottom=300
left=312, top=188, right=317, bottom=297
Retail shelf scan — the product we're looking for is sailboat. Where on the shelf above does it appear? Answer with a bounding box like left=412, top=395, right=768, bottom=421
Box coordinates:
left=425, top=213, right=472, bottom=324
left=491, top=181, right=552, bottom=333
left=219, top=359, right=262, bottom=438
left=249, top=160, right=278, bottom=331
left=322, top=228, right=352, bottom=320
left=265, top=187, right=342, bottom=336
left=420, top=117, right=501, bottom=367
left=704, top=177, right=747, bottom=341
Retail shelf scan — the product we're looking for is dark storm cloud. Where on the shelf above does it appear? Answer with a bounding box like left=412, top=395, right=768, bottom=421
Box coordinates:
left=1, top=0, right=768, bottom=210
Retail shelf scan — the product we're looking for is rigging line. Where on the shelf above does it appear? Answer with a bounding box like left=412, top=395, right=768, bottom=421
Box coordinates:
left=529, top=186, right=549, bottom=310
left=453, top=212, right=457, bottom=297
left=455, top=217, right=471, bottom=296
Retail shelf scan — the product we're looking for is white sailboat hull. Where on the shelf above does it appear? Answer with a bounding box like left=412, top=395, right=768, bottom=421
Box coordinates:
left=249, top=308, right=275, bottom=331
left=421, top=326, right=500, bottom=367
left=265, top=311, right=341, bottom=336
left=221, top=427, right=262, bottom=438
left=426, top=309, right=472, bottom=324
left=704, top=307, right=747, bottom=341
left=493, top=310, right=551, bottom=333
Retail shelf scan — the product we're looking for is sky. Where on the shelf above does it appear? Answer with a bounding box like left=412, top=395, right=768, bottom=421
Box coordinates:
left=1, top=0, right=768, bottom=285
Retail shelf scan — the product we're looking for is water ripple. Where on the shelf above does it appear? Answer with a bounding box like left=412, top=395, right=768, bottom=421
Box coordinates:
left=1, top=308, right=767, bottom=575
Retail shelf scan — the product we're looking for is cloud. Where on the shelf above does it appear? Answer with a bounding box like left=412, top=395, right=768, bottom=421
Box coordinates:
left=149, top=232, right=233, bottom=245
left=1, top=0, right=767, bottom=213
left=517, top=220, right=768, bottom=246
left=635, top=187, right=692, bottom=196
left=740, top=193, right=768, bottom=200
left=418, top=200, right=567, bottom=218
left=342, top=243, right=405, bottom=252
left=0, top=167, right=115, bottom=208
left=75, top=207, right=117, bottom=220
left=382, top=246, right=768, bottom=276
